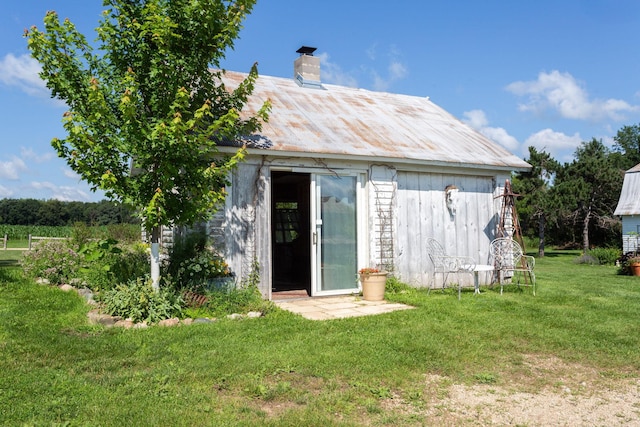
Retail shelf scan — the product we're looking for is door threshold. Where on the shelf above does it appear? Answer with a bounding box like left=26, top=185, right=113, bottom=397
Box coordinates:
left=271, top=289, right=310, bottom=300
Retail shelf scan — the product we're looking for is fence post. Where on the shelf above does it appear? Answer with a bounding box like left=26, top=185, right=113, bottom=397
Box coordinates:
left=28, top=234, right=32, bottom=250
left=3, top=234, right=6, bottom=250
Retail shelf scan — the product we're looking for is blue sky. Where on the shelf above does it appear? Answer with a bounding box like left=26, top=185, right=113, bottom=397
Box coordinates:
left=1, top=1, right=639, bottom=201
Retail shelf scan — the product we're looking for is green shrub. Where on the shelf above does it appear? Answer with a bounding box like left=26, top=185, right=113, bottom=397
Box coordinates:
left=200, top=284, right=274, bottom=317
left=101, top=277, right=183, bottom=323
left=385, top=276, right=413, bottom=294
left=175, top=250, right=231, bottom=290
left=103, top=223, right=141, bottom=243
left=164, top=232, right=232, bottom=291
left=77, top=238, right=147, bottom=291
left=587, top=247, right=621, bottom=265
left=21, top=240, right=80, bottom=284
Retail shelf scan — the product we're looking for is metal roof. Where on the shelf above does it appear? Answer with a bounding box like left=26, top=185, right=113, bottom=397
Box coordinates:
left=614, top=163, right=640, bottom=216
left=223, top=71, right=531, bottom=172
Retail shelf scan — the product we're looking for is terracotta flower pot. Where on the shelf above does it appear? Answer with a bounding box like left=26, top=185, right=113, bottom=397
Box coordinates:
left=360, top=272, right=387, bottom=301
left=630, top=263, right=640, bottom=277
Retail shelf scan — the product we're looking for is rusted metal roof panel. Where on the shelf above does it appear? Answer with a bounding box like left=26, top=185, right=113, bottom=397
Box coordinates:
left=223, top=71, right=531, bottom=171
left=614, top=164, right=640, bottom=215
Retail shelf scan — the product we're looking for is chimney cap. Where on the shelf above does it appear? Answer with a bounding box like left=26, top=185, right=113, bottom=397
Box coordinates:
left=296, top=46, right=317, bottom=56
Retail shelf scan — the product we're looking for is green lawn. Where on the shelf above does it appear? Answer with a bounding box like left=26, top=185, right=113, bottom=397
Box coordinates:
left=1, top=251, right=639, bottom=426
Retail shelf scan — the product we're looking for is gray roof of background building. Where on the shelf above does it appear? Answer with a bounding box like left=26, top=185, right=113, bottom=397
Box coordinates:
left=223, top=70, right=531, bottom=172
left=614, top=163, right=640, bottom=216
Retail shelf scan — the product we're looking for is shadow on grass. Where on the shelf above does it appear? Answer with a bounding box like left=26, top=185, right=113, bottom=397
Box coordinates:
left=0, top=259, right=19, bottom=267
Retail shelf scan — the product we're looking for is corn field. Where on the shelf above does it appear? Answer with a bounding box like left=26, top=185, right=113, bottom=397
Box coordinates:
left=0, top=224, right=140, bottom=242
left=0, top=225, right=73, bottom=240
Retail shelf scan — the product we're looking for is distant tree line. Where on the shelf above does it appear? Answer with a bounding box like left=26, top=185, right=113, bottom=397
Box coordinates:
left=513, top=123, right=640, bottom=255
left=0, top=199, right=138, bottom=226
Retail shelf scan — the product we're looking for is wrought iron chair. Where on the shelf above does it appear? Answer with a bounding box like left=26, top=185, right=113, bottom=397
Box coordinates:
left=426, top=238, right=476, bottom=300
left=489, top=237, right=535, bottom=295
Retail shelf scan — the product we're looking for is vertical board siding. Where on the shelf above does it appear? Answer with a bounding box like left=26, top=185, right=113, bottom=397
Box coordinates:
left=225, top=162, right=271, bottom=297
left=395, top=171, right=496, bottom=288
left=621, top=215, right=640, bottom=253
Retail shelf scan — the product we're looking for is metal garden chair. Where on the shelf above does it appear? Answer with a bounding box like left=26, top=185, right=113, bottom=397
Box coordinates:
left=426, top=237, right=476, bottom=300
left=489, top=237, right=535, bottom=295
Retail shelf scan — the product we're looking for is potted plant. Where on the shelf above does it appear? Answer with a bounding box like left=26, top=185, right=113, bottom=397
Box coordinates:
left=358, top=267, right=388, bottom=301
left=628, top=256, right=640, bottom=277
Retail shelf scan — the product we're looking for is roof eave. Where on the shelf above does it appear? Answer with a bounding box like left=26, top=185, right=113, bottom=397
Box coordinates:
left=218, top=146, right=531, bottom=174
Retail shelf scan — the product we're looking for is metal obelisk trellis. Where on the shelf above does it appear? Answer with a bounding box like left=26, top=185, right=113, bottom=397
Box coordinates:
left=495, top=179, right=532, bottom=284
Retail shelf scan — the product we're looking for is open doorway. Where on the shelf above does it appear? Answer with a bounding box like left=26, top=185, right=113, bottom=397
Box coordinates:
left=271, top=171, right=311, bottom=296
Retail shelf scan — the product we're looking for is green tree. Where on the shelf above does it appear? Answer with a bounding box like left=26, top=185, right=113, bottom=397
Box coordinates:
left=612, top=123, right=640, bottom=170
left=26, top=0, right=269, bottom=288
left=554, top=139, right=623, bottom=252
left=512, top=146, right=560, bottom=257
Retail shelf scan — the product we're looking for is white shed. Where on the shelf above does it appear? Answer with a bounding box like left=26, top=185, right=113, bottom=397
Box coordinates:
left=202, top=49, right=531, bottom=299
left=614, top=163, right=640, bottom=254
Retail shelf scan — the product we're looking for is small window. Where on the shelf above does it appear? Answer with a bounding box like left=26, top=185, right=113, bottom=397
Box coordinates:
left=274, top=202, right=300, bottom=243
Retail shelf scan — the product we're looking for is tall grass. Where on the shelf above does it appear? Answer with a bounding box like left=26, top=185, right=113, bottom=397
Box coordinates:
left=1, top=251, right=640, bottom=426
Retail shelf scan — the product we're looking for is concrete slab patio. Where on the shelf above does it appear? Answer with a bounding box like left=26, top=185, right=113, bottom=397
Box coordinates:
left=273, top=295, right=414, bottom=320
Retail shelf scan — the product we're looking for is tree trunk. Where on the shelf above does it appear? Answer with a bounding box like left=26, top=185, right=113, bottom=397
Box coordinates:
left=150, top=226, right=161, bottom=291
left=582, top=208, right=591, bottom=253
left=538, top=214, right=545, bottom=257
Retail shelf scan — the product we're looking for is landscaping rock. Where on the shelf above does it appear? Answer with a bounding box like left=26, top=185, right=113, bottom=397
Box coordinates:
left=247, top=311, right=263, bottom=318
left=75, top=287, right=95, bottom=304
left=158, top=317, right=180, bottom=327
left=115, top=319, right=135, bottom=329
left=59, top=284, right=74, bottom=292
left=87, top=309, right=121, bottom=326
left=227, top=313, right=243, bottom=320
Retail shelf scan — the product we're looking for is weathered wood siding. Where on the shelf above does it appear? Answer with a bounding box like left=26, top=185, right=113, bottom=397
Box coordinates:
left=394, top=171, right=500, bottom=288
left=223, top=161, right=271, bottom=297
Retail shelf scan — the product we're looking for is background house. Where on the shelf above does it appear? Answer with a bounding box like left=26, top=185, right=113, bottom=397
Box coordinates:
left=614, top=163, right=640, bottom=254
left=203, top=48, right=531, bottom=299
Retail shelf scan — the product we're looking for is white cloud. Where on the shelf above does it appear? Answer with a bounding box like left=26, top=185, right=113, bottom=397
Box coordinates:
left=365, top=43, right=377, bottom=61
left=506, top=70, right=638, bottom=121
left=30, top=181, right=92, bottom=202
left=317, top=52, right=358, bottom=88
left=20, top=147, right=54, bottom=163
left=463, top=110, right=520, bottom=152
left=388, top=61, right=407, bottom=81
left=318, top=46, right=408, bottom=92
left=371, top=46, right=408, bottom=92
left=523, top=128, right=583, bottom=163
left=62, top=168, right=80, bottom=179
left=0, top=156, right=27, bottom=180
left=0, top=53, right=49, bottom=97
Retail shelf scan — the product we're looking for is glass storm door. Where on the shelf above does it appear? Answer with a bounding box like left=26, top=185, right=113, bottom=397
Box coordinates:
left=311, top=174, right=360, bottom=296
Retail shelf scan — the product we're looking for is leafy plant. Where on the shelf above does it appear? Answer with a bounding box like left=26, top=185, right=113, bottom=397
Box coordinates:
left=200, top=284, right=273, bottom=317
left=175, top=250, right=231, bottom=290
left=101, top=277, right=183, bottom=323
left=78, top=241, right=149, bottom=292
left=21, top=240, right=80, bottom=284
left=385, top=275, right=413, bottom=294
left=617, top=252, right=640, bottom=275
left=587, top=247, right=621, bottom=265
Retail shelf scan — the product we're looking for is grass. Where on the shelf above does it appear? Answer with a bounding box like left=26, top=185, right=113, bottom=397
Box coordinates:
left=1, top=250, right=640, bottom=425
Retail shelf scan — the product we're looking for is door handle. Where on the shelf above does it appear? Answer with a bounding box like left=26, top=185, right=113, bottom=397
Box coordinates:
left=313, top=232, right=317, bottom=245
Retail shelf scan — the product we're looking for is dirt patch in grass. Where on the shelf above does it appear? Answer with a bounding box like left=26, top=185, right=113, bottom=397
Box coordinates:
left=381, top=354, right=640, bottom=426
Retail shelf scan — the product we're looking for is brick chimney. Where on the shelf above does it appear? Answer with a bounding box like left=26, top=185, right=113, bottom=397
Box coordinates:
left=294, top=46, right=323, bottom=89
